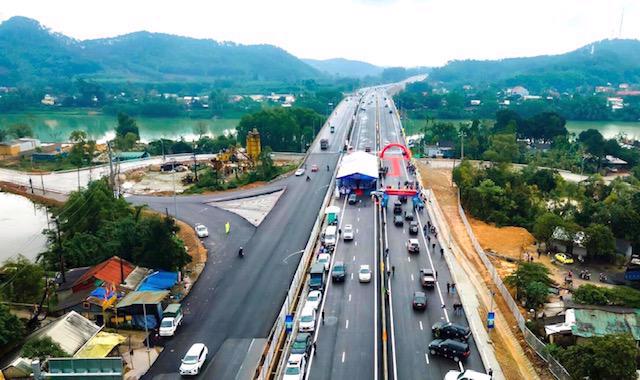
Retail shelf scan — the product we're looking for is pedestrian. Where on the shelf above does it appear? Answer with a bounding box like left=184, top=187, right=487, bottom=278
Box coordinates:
left=313, top=341, right=317, bottom=354
left=385, top=248, right=389, bottom=257
left=446, top=282, right=451, bottom=293
left=322, top=310, right=325, bottom=324
left=338, top=228, right=342, bottom=235
left=440, top=248, right=444, bottom=256
left=451, top=283, right=456, bottom=294
left=441, top=303, right=446, bottom=309
left=432, top=243, right=436, bottom=250
left=392, top=265, right=395, bottom=276
left=435, top=270, right=438, bottom=279
left=530, top=256, right=534, bottom=262
left=487, top=368, right=493, bottom=378
left=427, top=235, right=431, bottom=243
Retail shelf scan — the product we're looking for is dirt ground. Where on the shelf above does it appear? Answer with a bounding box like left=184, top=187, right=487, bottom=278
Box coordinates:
left=417, top=160, right=551, bottom=380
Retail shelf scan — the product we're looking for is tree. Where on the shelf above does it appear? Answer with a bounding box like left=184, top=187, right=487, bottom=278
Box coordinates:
left=523, top=281, right=549, bottom=309
left=505, top=262, right=554, bottom=306
left=584, top=223, right=616, bottom=261
left=116, top=113, right=140, bottom=140
left=579, top=129, right=605, bottom=168
left=7, top=123, right=33, bottom=138
left=533, top=213, right=564, bottom=245
left=0, top=255, right=44, bottom=303
left=525, top=168, right=558, bottom=193
left=0, top=303, right=24, bottom=347
left=556, top=334, right=637, bottom=380
left=0, top=128, right=6, bottom=142
left=22, top=336, right=68, bottom=361
left=483, top=133, right=519, bottom=163
left=193, top=122, right=208, bottom=140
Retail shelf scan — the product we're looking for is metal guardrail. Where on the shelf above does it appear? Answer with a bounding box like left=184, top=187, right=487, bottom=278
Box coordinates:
left=452, top=200, right=571, bottom=380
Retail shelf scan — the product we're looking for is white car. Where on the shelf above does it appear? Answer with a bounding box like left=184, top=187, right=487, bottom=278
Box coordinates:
left=343, top=224, right=354, bottom=241
left=358, top=265, right=372, bottom=283
left=195, top=224, right=209, bottom=238
left=317, top=253, right=331, bottom=272
left=179, top=343, right=208, bottom=376
left=298, top=305, right=316, bottom=332
left=295, top=168, right=305, bottom=176
left=306, top=290, right=322, bottom=310
left=283, top=354, right=306, bottom=380
left=444, top=369, right=492, bottom=380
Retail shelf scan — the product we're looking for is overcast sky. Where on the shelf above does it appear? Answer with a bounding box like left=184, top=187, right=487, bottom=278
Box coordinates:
left=1, top=0, right=639, bottom=67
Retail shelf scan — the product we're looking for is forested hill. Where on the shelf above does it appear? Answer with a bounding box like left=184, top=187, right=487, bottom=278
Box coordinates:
left=303, top=58, right=383, bottom=78
left=429, top=39, right=640, bottom=91
left=0, top=16, right=321, bottom=86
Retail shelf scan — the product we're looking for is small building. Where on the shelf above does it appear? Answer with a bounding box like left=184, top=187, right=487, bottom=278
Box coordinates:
left=523, top=95, right=542, bottom=101
left=507, top=86, right=530, bottom=98
left=115, top=290, right=170, bottom=330
left=0, top=138, right=40, bottom=157
left=137, top=271, right=178, bottom=291
left=550, top=227, right=587, bottom=259
left=41, top=94, right=56, bottom=105
left=114, top=151, right=150, bottom=162
left=74, top=331, right=126, bottom=359
left=71, top=257, right=135, bottom=293
left=469, top=99, right=481, bottom=106
left=424, top=141, right=456, bottom=159
left=604, top=155, right=628, bottom=172
left=336, top=151, right=378, bottom=193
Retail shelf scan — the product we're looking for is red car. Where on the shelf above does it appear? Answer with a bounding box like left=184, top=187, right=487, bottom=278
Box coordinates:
left=311, top=164, right=319, bottom=172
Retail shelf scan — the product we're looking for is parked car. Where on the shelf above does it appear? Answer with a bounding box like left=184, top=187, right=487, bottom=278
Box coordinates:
left=432, top=322, right=472, bottom=341
left=195, top=224, right=209, bottom=238
left=412, top=291, right=427, bottom=310
left=428, top=339, right=470, bottom=362
left=295, top=168, right=305, bottom=176
left=179, top=343, right=208, bottom=376
left=555, top=253, right=574, bottom=264
left=159, top=303, right=184, bottom=337
left=420, top=268, right=436, bottom=288
left=298, top=305, right=317, bottom=332
left=406, top=238, right=420, bottom=253
left=332, top=261, right=346, bottom=282
left=409, top=221, right=419, bottom=235
left=444, top=369, right=492, bottom=380
left=317, top=253, right=331, bottom=271
left=348, top=193, right=358, bottom=205
left=358, top=265, right=372, bottom=283
left=306, top=290, right=322, bottom=310
left=290, top=333, right=312, bottom=356
left=283, top=354, right=306, bottom=380
left=394, top=215, right=404, bottom=226
left=343, top=224, right=354, bottom=241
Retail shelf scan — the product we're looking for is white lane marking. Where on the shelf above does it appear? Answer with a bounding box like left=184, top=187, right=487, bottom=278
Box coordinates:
left=383, top=207, right=398, bottom=380
left=349, top=294, right=352, bottom=302
left=357, top=217, right=360, bottom=222
left=342, top=351, right=346, bottom=363
left=419, top=321, right=423, bottom=330
left=351, top=273, right=354, bottom=280
left=356, top=228, right=359, bottom=234
left=358, top=208, right=361, bottom=212
left=425, top=353, right=430, bottom=364
left=355, top=241, right=358, bottom=246
left=411, top=274, right=414, bottom=282
left=407, top=256, right=411, bottom=262
left=373, top=195, right=379, bottom=380
left=346, top=319, right=349, bottom=329
left=353, top=255, right=356, bottom=261
left=458, top=362, right=464, bottom=371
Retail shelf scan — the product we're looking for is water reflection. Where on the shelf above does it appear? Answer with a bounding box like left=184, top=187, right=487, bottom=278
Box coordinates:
left=0, top=192, right=49, bottom=263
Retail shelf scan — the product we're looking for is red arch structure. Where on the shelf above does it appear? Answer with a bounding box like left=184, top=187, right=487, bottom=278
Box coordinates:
left=383, top=187, right=417, bottom=196
left=379, top=143, right=412, bottom=159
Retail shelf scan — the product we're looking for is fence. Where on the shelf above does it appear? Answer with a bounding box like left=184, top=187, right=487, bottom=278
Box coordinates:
left=448, top=197, right=571, bottom=380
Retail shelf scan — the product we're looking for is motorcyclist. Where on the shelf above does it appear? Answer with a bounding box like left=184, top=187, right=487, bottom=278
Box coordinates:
left=239, top=247, right=244, bottom=257
left=326, top=165, right=330, bottom=171
left=306, top=175, right=311, bottom=181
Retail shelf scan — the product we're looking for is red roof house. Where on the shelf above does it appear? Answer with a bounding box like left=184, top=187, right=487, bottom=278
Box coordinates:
left=71, top=256, right=135, bottom=293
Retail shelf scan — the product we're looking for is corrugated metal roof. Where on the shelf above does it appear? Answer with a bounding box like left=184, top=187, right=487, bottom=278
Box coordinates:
left=572, top=308, right=640, bottom=340
left=116, top=290, right=169, bottom=308
left=74, top=332, right=126, bottom=358
left=32, top=311, right=101, bottom=355
left=121, top=266, right=151, bottom=291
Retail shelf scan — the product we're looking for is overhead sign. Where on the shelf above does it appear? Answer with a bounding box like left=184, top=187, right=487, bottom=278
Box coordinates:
left=487, top=312, right=495, bottom=329
left=285, top=314, right=294, bottom=333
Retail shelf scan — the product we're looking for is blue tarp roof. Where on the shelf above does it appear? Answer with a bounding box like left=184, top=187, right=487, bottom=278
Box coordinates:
left=89, top=287, right=115, bottom=299
left=138, top=271, right=178, bottom=291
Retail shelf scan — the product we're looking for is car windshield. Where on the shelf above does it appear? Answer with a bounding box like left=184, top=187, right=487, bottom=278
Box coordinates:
left=196, top=226, right=205, bottom=231
left=292, top=341, right=305, bottom=348
left=285, top=367, right=301, bottom=375
left=415, top=294, right=426, bottom=302
left=301, top=315, right=314, bottom=322
left=183, top=355, right=199, bottom=364
left=308, top=295, right=318, bottom=301
left=360, top=268, right=370, bottom=274
left=160, top=320, right=173, bottom=327
left=335, top=265, right=344, bottom=271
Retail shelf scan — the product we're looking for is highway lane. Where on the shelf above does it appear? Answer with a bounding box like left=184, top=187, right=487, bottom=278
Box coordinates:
left=309, top=90, right=379, bottom=380
left=131, top=97, right=359, bottom=379
left=379, top=89, right=485, bottom=379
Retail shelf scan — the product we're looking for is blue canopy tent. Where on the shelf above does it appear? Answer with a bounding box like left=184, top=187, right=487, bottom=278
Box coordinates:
left=336, top=151, right=379, bottom=192
left=138, top=271, right=178, bottom=291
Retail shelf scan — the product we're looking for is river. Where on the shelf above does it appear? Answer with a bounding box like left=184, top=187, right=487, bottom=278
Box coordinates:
left=0, top=192, right=50, bottom=263
left=0, top=111, right=240, bottom=143
left=404, top=118, right=640, bottom=140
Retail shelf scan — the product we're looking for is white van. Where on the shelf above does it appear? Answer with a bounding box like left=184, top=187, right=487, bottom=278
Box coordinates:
left=323, top=225, right=337, bottom=247
left=298, top=305, right=317, bottom=332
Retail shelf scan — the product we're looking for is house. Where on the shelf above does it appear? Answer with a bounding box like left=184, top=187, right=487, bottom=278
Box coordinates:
left=523, top=95, right=542, bottom=101
left=2, top=311, right=101, bottom=379
left=550, top=227, right=587, bottom=259
left=607, top=97, right=624, bottom=110
left=0, top=138, right=41, bottom=157
left=595, top=86, right=614, bottom=94
left=604, top=155, right=628, bottom=172
left=469, top=99, right=481, bottom=106
left=41, top=94, right=56, bottom=106
left=71, top=257, right=135, bottom=293
left=424, top=141, right=456, bottom=159
left=114, top=151, right=150, bottom=162
left=507, top=86, right=530, bottom=98
left=74, top=331, right=126, bottom=359
left=115, top=290, right=170, bottom=329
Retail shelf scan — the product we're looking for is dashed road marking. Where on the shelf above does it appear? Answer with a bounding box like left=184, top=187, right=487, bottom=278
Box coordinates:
left=342, top=352, right=346, bottom=363
left=425, top=353, right=429, bottom=364
left=349, top=294, right=351, bottom=302
left=411, top=274, right=414, bottom=281
left=353, top=256, right=356, bottom=261
left=346, top=319, right=349, bottom=329
left=407, top=256, right=411, bottom=262
left=419, top=321, right=423, bottom=330
left=355, top=241, right=358, bottom=246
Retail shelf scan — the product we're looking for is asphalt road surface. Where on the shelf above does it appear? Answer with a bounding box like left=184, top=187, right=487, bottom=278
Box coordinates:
left=309, top=89, right=380, bottom=380
left=130, top=97, right=359, bottom=379
left=378, top=89, right=485, bottom=379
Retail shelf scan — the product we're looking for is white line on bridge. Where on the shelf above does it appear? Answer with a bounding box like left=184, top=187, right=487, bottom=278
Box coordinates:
left=419, top=321, right=423, bottom=330
left=346, top=319, right=349, bottom=329
left=342, top=352, right=346, bottom=363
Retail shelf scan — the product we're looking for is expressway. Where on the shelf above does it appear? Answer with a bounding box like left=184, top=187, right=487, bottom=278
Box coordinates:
left=379, top=89, right=486, bottom=379
left=131, top=96, right=359, bottom=379
left=308, top=90, right=380, bottom=380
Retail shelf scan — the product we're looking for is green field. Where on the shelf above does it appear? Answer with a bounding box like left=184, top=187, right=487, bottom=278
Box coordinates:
left=403, top=118, right=640, bottom=140
left=0, top=110, right=240, bottom=142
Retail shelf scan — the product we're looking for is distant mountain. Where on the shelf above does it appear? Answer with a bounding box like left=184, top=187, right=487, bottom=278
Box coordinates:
left=303, top=58, right=383, bottom=78
left=429, top=39, right=640, bottom=91
left=0, top=16, right=320, bottom=86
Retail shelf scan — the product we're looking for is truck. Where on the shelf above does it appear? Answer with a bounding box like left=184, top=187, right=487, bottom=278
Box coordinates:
left=309, top=262, right=326, bottom=290
left=420, top=268, right=436, bottom=288
left=320, top=139, right=329, bottom=150
left=159, top=303, right=184, bottom=336
left=323, top=225, right=337, bottom=247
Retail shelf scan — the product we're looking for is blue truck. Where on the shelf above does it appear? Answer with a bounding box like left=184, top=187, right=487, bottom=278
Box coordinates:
left=309, top=262, right=326, bottom=290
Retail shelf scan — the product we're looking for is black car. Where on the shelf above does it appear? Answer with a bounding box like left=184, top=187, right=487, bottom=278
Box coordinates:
left=348, top=193, right=357, bottom=205
left=393, top=201, right=402, bottom=215
left=393, top=215, right=404, bottom=226
left=428, top=339, right=470, bottom=362
left=332, top=261, right=346, bottom=282
left=412, top=291, right=427, bottom=311
left=409, top=221, right=419, bottom=235
left=399, top=195, right=407, bottom=203
left=404, top=212, right=414, bottom=221
left=432, top=322, right=472, bottom=341
left=291, top=333, right=312, bottom=356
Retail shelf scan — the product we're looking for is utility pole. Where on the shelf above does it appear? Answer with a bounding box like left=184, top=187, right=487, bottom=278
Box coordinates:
left=192, top=151, right=198, bottom=182
left=459, top=131, right=466, bottom=160
left=107, top=141, right=115, bottom=194
left=54, top=218, right=65, bottom=283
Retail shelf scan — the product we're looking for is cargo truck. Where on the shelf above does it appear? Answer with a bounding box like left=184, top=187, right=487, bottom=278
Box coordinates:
left=320, top=139, right=329, bottom=150
left=159, top=303, right=184, bottom=336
